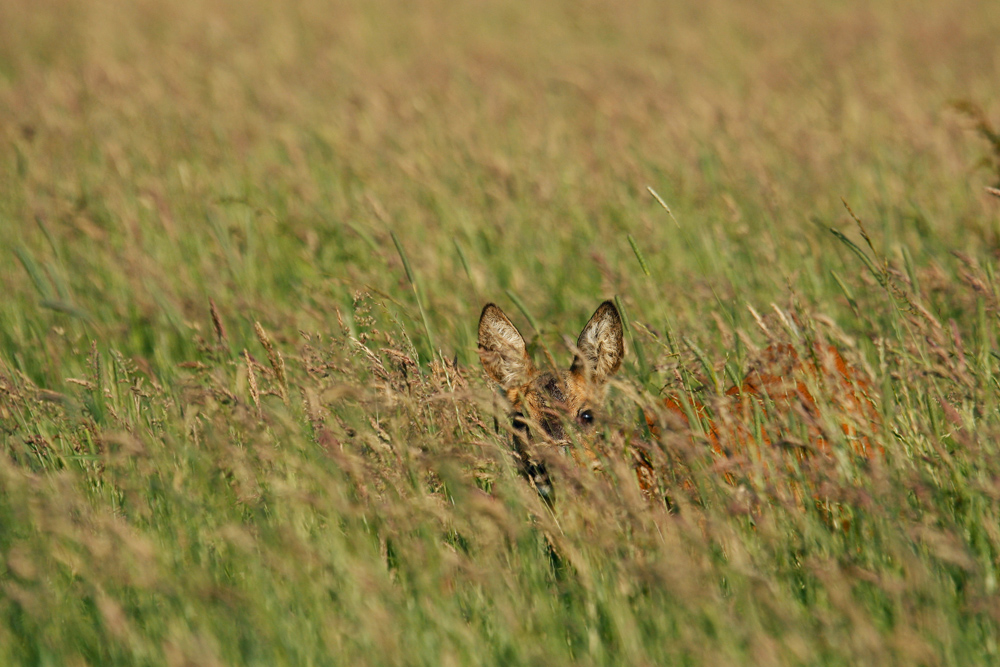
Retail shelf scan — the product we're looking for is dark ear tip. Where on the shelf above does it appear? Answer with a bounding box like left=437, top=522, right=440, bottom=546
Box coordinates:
left=599, top=300, right=621, bottom=321
left=479, top=303, right=500, bottom=322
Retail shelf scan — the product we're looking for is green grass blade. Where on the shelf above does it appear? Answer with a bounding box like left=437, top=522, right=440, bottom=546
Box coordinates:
left=391, top=230, right=435, bottom=358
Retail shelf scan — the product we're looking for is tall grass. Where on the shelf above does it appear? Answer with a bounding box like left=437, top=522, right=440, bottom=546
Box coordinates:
left=2, top=0, right=1000, bottom=664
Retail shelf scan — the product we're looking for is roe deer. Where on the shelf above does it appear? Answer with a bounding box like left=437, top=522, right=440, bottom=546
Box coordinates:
left=479, top=300, right=878, bottom=503
left=478, top=301, right=624, bottom=505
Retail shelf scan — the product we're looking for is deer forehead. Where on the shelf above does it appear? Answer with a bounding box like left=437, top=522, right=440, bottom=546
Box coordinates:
left=506, top=370, right=598, bottom=414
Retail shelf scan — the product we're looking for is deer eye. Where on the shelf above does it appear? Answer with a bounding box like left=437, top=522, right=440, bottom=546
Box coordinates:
left=578, top=409, right=595, bottom=427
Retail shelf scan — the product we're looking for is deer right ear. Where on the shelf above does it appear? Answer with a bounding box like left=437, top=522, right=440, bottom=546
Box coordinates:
left=478, top=303, right=535, bottom=389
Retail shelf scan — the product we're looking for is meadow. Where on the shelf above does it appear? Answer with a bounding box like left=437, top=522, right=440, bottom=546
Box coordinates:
left=2, top=0, right=1000, bottom=664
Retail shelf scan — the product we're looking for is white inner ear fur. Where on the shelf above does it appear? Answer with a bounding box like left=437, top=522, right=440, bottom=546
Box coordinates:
left=478, top=304, right=535, bottom=389
left=573, top=301, right=624, bottom=384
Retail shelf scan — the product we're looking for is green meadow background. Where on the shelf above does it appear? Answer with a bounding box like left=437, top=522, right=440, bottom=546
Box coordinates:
left=2, top=0, right=1000, bottom=664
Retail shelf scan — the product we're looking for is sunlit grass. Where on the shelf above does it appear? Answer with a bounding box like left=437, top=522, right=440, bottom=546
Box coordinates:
left=2, top=0, right=1000, bottom=664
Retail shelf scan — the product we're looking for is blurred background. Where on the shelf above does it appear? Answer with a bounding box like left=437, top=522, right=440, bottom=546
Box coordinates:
left=2, top=0, right=998, bottom=373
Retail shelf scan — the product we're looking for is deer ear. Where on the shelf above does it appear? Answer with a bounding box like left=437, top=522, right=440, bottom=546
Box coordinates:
left=571, top=301, right=624, bottom=384
left=478, top=304, right=536, bottom=389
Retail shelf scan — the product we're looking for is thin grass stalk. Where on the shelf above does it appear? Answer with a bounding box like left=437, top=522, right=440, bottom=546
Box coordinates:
left=391, top=230, right=435, bottom=360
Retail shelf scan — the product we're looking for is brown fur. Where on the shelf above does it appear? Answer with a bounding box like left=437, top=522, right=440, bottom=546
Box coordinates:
left=646, top=343, right=880, bottom=507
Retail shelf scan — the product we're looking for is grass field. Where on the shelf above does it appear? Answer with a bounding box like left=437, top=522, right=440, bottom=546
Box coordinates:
left=3, top=0, right=1000, bottom=664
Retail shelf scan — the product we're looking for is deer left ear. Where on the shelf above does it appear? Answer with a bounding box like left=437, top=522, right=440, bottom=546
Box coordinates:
left=571, top=300, right=624, bottom=384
